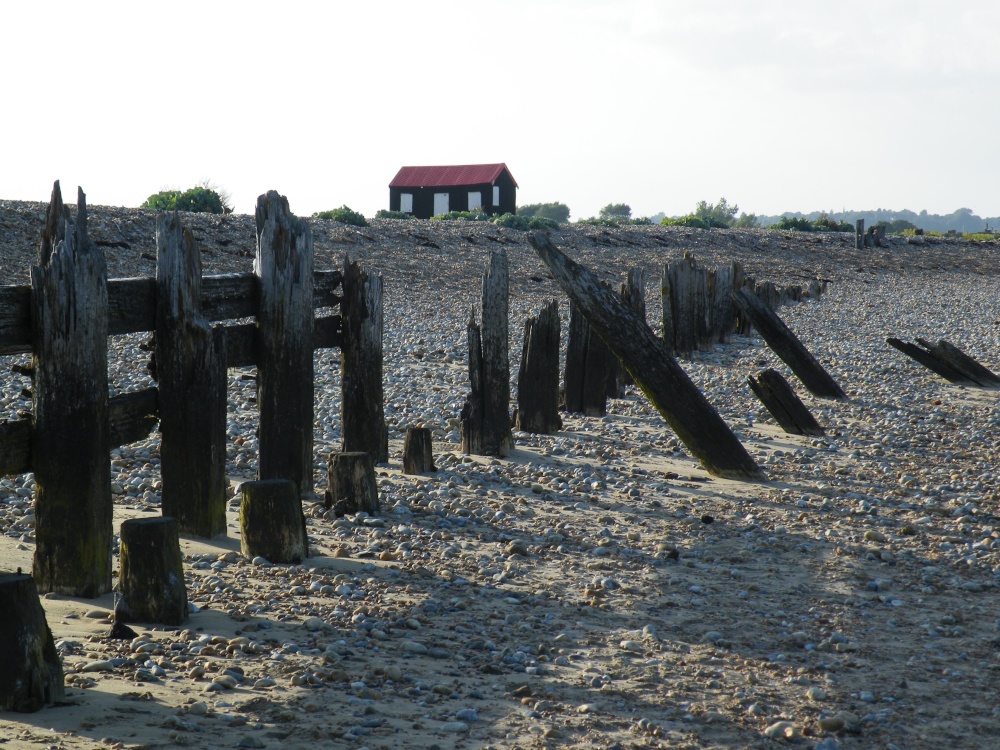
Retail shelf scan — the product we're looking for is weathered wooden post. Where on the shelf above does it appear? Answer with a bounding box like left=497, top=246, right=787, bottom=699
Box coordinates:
left=341, top=256, right=388, bottom=463
left=461, top=250, right=514, bottom=456
left=325, top=451, right=380, bottom=514
left=515, top=299, right=562, bottom=433
left=855, top=219, right=865, bottom=250
left=155, top=212, right=227, bottom=537
left=564, top=301, right=614, bottom=416
left=240, top=479, right=308, bottom=563
left=747, top=369, right=824, bottom=436
left=529, top=232, right=762, bottom=479
left=403, top=427, right=436, bottom=474
left=115, top=517, right=188, bottom=625
left=618, top=269, right=646, bottom=388
left=31, top=182, right=112, bottom=597
left=732, top=287, right=847, bottom=400
left=0, top=573, right=64, bottom=712
left=255, top=191, right=314, bottom=495
left=662, top=253, right=706, bottom=358
left=888, top=338, right=1000, bottom=388
left=706, top=263, right=735, bottom=345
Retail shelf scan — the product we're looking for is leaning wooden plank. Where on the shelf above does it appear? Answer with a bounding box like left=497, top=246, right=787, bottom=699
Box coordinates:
left=31, top=183, right=112, bottom=597
left=732, top=286, right=847, bottom=401
left=747, top=369, right=824, bottom=436
left=528, top=232, right=761, bottom=480
left=918, top=338, right=1000, bottom=388
left=886, top=338, right=971, bottom=384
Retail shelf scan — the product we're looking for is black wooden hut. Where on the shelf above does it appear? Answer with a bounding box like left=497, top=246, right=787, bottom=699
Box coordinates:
left=388, top=163, right=518, bottom=219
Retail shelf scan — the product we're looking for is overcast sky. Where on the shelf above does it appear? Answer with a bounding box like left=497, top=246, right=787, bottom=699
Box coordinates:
left=3, top=1, right=998, bottom=221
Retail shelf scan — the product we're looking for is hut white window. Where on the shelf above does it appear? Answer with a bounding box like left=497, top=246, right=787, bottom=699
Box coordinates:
left=400, top=193, right=413, bottom=213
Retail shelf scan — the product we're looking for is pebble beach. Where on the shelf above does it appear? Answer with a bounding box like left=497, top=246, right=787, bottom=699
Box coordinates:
left=2, top=201, right=1000, bottom=749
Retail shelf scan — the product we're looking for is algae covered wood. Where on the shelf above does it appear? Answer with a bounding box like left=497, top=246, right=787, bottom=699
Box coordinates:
left=156, top=212, right=227, bottom=537
left=240, top=479, right=309, bottom=563
left=115, top=517, right=188, bottom=625
left=31, top=183, right=112, bottom=597
left=255, top=192, right=314, bottom=494
left=732, top=286, right=847, bottom=401
left=528, top=232, right=761, bottom=480
left=341, top=256, right=388, bottom=463
left=461, top=250, right=513, bottom=456
left=0, top=573, right=64, bottom=712
left=515, top=299, right=563, bottom=433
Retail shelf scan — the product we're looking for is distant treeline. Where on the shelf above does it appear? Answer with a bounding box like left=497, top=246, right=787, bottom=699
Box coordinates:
left=755, top=208, right=1000, bottom=234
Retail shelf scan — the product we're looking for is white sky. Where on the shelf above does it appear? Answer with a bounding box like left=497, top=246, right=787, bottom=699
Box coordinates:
left=2, top=0, right=998, bottom=221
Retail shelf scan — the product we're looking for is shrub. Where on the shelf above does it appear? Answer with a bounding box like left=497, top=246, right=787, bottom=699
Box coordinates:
left=518, top=202, right=571, bottom=223
left=142, top=184, right=231, bottom=214
left=599, top=203, right=632, bottom=221
left=772, top=216, right=819, bottom=232
left=430, top=210, right=490, bottom=222
left=578, top=217, right=622, bottom=227
left=374, top=209, right=414, bottom=220
left=313, top=205, right=368, bottom=227
left=661, top=214, right=709, bottom=229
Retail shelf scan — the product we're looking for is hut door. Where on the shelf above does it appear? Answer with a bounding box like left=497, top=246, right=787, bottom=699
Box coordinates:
left=434, top=193, right=449, bottom=216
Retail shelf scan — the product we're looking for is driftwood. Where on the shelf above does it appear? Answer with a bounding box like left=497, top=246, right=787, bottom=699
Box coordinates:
left=887, top=338, right=1000, bottom=388
left=31, top=183, right=112, bottom=597
left=403, top=427, right=436, bottom=474
left=156, top=212, right=227, bottom=537
left=528, top=232, right=761, bottom=479
left=115, top=517, right=188, bottom=625
left=255, top=192, right=314, bottom=495
left=240, top=479, right=309, bottom=563
left=342, top=257, right=388, bottom=463
left=461, top=250, right=514, bottom=456
left=325, top=451, right=380, bottom=515
left=515, top=300, right=563, bottom=432
left=732, top=287, right=847, bottom=401
left=0, top=573, right=64, bottom=712
left=564, top=300, right=614, bottom=416
left=748, top=369, right=824, bottom=436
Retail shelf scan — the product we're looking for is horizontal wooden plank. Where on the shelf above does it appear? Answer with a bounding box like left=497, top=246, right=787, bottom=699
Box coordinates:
left=0, top=269, right=343, bottom=354
left=0, top=418, right=31, bottom=476
left=223, top=314, right=342, bottom=369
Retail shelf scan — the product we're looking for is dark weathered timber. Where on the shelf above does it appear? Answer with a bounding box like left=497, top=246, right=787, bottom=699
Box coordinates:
left=325, top=451, right=380, bottom=514
left=918, top=338, right=1000, bottom=388
left=887, top=338, right=969, bottom=383
left=747, top=369, right=824, bottom=436
left=239, top=479, right=308, bottom=563
left=618, top=269, right=646, bottom=388
left=855, top=219, right=865, bottom=250
left=156, top=213, right=227, bottom=538
left=663, top=253, right=702, bottom=358
left=215, top=315, right=341, bottom=369
left=0, top=419, right=31, bottom=476
left=403, top=427, right=437, bottom=474
left=31, top=184, right=112, bottom=597
left=564, top=301, right=613, bottom=416
left=706, top=264, right=733, bottom=345
left=529, top=232, right=762, bottom=479
left=564, top=299, right=588, bottom=411
left=1, top=270, right=342, bottom=355
left=341, top=257, right=388, bottom=463
left=255, top=192, right=314, bottom=495
left=732, top=286, right=847, bottom=401
left=115, top=517, right=188, bottom=625
left=0, top=573, right=64, bottom=712
left=515, top=300, right=563, bottom=433
left=461, top=250, right=514, bottom=456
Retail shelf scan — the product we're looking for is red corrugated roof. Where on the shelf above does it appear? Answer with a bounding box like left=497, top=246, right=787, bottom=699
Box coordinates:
left=389, top=163, right=517, bottom=189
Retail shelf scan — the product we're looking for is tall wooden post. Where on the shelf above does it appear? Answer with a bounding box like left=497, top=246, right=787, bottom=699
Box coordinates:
left=156, top=213, right=227, bottom=537
left=515, top=299, right=562, bottom=433
left=618, top=269, right=646, bottom=388
left=255, top=191, right=314, bottom=494
left=341, top=256, right=388, bottom=463
left=564, top=301, right=613, bottom=416
left=855, top=219, right=865, bottom=250
left=31, top=183, right=112, bottom=597
left=529, top=232, right=761, bottom=480
left=461, top=250, right=513, bottom=457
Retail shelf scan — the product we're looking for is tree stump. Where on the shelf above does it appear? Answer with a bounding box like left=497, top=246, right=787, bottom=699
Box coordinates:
left=255, top=192, right=314, bottom=495
left=0, top=573, right=64, bottom=712
left=325, top=451, right=380, bottom=515
left=31, top=182, right=112, bottom=597
left=342, top=256, right=388, bottom=463
left=239, top=479, right=308, bottom=563
left=461, top=250, right=514, bottom=456
left=515, top=300, right=562, bottom=433
left=403, top=427, right=436, bottom=474
left=115, top=517, right=188, bottom=625
left=747, top=369, right=824, bottom=436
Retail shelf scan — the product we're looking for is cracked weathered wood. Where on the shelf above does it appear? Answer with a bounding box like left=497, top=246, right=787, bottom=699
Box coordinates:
left=156, top=212, right=227, bottom=537
left=239, top=479, right=309, bottom=563
left=461, top=250, right=513, bottom=456
left=341, top=256, right=388, bottom=463
left=515, top=299, right=562, bottom=433
left=748, top=369, right=824, bottom=436
left=732, top=286, right=847, bottom=401
left=403, top=427, right=437, bottom=474
left=564, top=300, right=614, bottom=416
left=325, top=451, right=380, bottom=515
left=115, top=517, right=188, bottom=625
left=888, top=337, right=1000, bottom=388
left=0, top=573, right=64, bottom=712
left=31, top=183, right=112, bottom=597
left=255, top=191, right=314, bottom=495
left=529, top=232, right=761, bottom=479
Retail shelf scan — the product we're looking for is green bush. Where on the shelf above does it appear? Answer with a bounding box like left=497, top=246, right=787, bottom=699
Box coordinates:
left=518, top=202, right=571, bottom=223
left=374, top=209, right=414, bottom=220
left=772, top=216, right=818, bottom=232
left=313, top=205, right=368, bottom=227
left=598, top=203, right=632, bottom=221
left=660, top=214, right=709, bottom=229
left=578, top=217, right=621, bottom=227
left=142, top=184, right=231, bottom=214
left=431, top=210, right=490, bottom=222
